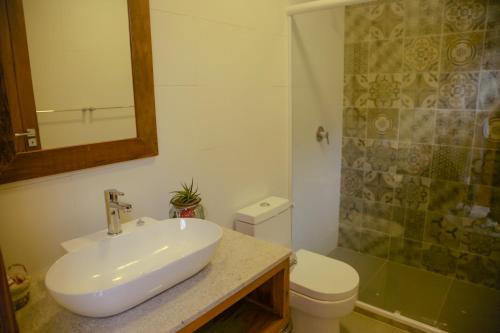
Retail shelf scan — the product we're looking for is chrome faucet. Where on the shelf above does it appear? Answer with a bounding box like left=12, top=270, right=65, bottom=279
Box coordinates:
left=104, top=189, right=132, bottom=235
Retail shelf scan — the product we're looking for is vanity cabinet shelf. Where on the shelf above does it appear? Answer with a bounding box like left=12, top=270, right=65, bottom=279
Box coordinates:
left=181, top=258, right=290, bottom=333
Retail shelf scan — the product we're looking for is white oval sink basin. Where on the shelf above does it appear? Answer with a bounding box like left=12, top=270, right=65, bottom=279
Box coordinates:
left=45, top=218, right=222, bottom=317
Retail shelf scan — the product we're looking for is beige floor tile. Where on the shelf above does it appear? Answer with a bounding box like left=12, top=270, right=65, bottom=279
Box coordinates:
left=340, top=312, right=409, bottom=333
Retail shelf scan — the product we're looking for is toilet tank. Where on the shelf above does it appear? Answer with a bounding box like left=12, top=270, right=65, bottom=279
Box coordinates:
left=234, top=196, right=292, bottom=248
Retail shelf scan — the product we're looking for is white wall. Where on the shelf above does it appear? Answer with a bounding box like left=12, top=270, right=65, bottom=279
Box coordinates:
left=290, top=4, right=344, bottom=254
left=23, top=0, right=137, bottom=149
left=0, top=0, right=289, bottom=273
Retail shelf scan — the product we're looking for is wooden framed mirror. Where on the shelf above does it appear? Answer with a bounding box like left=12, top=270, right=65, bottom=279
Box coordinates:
left=0, top=0, right=157, bottom=184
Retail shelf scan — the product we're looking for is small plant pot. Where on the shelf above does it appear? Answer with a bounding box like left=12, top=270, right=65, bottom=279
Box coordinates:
left=169, top=200, right=205, bottom=219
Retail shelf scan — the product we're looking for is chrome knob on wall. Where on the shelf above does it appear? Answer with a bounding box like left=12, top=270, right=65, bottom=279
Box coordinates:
left=316, top=126, right=329, bottom=144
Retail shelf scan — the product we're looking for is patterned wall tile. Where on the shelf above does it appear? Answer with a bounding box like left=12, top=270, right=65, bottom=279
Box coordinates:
left=370, top=1, right=405, bottom=40
left=486, top=0, right=500, bottom=30
left=345, top=42, right=369, bottom=74
left=367, top=108, right=399, bottom=140
left=435, top=110, right=475, bottom=146
left=365, top=139, right=398, bottom=173
left=478, top=71, right=500, bottom=110
left=394, top=176, right=431, bottom=210
left=363, top=201, right=394, bottom=233
left=341, top=168, right=364, bottom=198
left=344, top=75, right=370, bottom=107
left=369, top=40, right=403, bottom=73
left=456, top=253, right=499, bottom=289
left=473, top=111, right=500, bottom=149
left=363, top=171, right=397, bottom=204
left=438, top=72, right=479, bottom=110
left=483, top=30, right=500, bottom=70
left=404, top=209, right=427, bottom=240
left=401, top=72, right=439, bottom=109
left=405, top=0, right=443, bottom=36
left=443, top=0, right=487, bottom=33
left=343, top=108, right=367, bottom=138
left=339, top=224, right=361, bottom=251
left=460, top=230, right=499, bottom=258
left=397, top=143, right=432, bottom=177
left=367, top=74, right=402, bottom=108
left=431, top=145, right=471, bottom=182
left=342, top=137, right=366, bottom=169
left=425, top=211, right=464, bottom=249
left=399, top=109, right=436, bottom=143
left=422, top=243, right=459, bottom=276
left=390, top=206, right=406, bottom=237
left=470, top=149, right=500, bottom=186
left=404, top=37, right=440, bottom=72
left=440, top=32, right=485, bottom=72
left=429, top=180, right=469, bottom=214
left=359, top=228, right=391, bottom=258
left=389, top=238, right=423, bottom=267
left=340, top=195, right=364, bottom=226
left=346, top=5, right=373, bottom=43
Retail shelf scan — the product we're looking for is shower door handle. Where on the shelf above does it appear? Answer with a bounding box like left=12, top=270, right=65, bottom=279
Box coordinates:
left=316, top=126, right=329, bottom=144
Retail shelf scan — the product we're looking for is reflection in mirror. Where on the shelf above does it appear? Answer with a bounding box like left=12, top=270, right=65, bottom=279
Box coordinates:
left=23, top=0, right=136, bottom=149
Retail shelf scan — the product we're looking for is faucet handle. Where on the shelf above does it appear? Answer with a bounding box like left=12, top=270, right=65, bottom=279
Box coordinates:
left=104, top=189, right=125, bottom=201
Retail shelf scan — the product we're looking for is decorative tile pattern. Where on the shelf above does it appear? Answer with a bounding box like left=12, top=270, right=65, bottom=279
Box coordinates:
left=341, top=168, right=364, bottom=198
left=473, top=111, right=500, bottom=149
left=369, top=40, right=403, bottom=73
left=441, top=32, right=484, bottom=72
left=345, top=43, right=369, bottom=74
left=339, top=196, right=364, bottom=226
left=435, top=110, right=475, bottom=146
left=395, top=176, right=431, bottom=210
left=390, top=238, right=423, bottom=267
left=425, top=211, right=464, bottom=249
left=486, top=0, right=500, bottom=30
left=339, top=0, right=500, bottom=290
left=367, top=74, right=402, bottom=108
left=404, top=209, right=426, bottom=241
left=342, top=137, right=366, bottom=169
left=399, top=109, right=435, bottom=143
left=363, top=171, right=397, bottom=204
left=365, top=139, right=398, bottom=173
left=346, top=5, right=373, bottom=43
left=405, top=0, right=443, bottom=36
left=370, top=1, right=405, bottom=40
left=343, top=108, right=367, bottom=138
left=431, top=145, right=471, bottom=182
left=359, top=228, right=391, bottom=258
left=443, top=0, right=487, bottom=33
left=422, top=244, right=459, bottom=276
left=367, top=108, right=399, bottom=140
left=470, top=149, right=500, bottom=186
left=401, top=72, right=439, bottom=109
left=478, top=71, right=500, bottom=110
left=344, top=75, right=370, bottom=107
left=456, top=253, right=499, bottom=289
left=482, top=30, right=500, bottom=70
left=429, top=180, right=469, bottom=214
left=438, top=72, right=479, bottom=110
left=397, top=143, right=432, bottom=177
left=404, top=37, right=440, bottom=72
left=363, top=201, right=393, bottom=233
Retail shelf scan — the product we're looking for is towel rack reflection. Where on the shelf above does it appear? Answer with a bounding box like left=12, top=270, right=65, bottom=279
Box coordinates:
left=36, top=105, right=134, bottom=113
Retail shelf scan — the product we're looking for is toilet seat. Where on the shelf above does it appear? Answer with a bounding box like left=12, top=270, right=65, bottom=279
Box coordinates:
left=290, top=249, right=359, bottom=302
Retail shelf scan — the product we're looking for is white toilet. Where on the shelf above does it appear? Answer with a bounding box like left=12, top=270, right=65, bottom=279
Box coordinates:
left=235, top=196, right=359, bottom=333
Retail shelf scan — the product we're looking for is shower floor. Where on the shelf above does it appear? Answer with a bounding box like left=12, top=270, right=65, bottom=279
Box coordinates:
left=329, top=247, right=500, bottom=333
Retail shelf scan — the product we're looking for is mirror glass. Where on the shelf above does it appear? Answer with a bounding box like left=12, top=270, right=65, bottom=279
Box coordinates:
left=22, top=0, right=136, bottom=149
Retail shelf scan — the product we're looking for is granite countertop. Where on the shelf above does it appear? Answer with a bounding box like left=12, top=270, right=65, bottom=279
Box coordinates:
left=16, top=228, right=291, bottom=333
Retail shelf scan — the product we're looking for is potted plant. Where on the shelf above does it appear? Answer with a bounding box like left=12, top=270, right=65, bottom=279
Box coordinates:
left=169, top=179, right=205, bottom=219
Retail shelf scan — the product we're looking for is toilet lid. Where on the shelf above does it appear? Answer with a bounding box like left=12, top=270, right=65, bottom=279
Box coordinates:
left=290, top=249, right=359, bottom=302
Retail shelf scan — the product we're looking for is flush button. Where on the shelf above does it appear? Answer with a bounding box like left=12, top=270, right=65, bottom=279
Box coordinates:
left=260, top=202, right=271, bottom=207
